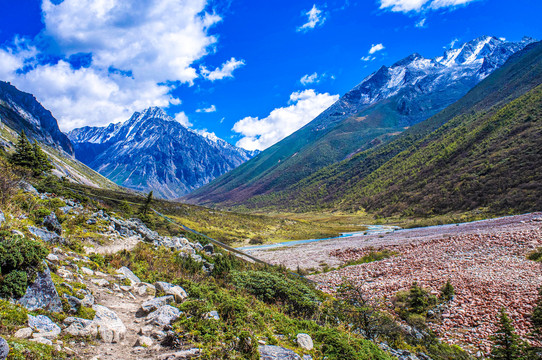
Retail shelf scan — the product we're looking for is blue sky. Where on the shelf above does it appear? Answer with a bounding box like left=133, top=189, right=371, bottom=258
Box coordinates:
left=0, top=0, right=540, bottom=150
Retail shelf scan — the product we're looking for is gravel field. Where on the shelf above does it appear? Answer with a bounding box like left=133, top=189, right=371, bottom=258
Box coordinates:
left=249, top=212, right=542, bottom=352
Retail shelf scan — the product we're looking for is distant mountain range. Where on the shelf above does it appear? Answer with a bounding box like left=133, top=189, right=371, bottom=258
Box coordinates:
left=68, top=107, right=257, bottom=198
left=185, top=35, right=537, bottom=207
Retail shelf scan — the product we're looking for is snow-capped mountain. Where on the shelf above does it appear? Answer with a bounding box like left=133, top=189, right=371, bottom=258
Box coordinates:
left=313, top=35, right=536, bottom=130
left=68, top=107, right=256, bottom=198
left=0, top=81, right=74, bottom=155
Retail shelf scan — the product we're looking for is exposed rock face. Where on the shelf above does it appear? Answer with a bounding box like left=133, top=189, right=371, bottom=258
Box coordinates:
left=0, top=337, right=8, bottom=360
left=28, top=226, right=64, bottom=244
left=68, top=107, right=257, bottom=198
left=0, top=81, right=74, bottom=155
left=18, top=265, right=63, bottom=312
left=92, top=304, right=127, bottom=343
left=259, top=345, right=302, bottom=360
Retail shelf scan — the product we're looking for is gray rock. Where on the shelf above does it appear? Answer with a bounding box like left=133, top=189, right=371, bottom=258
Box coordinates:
left=63, top=317, right=98, bottom=337
left=135, top=335, right=153, bottom=347
left=302, top=356, right=313, bottom=360
left=0, top=337, right=8, bottom=360
left=259, top=345, right=301, bottom=360
left=146, top=305, right=181, bottom=326
left=14, top=327, right=33, bottom=339
left=28, top=314, right=61, bottom=339
left=91, top=278, right=110, bottom=287
left=18, top=265, right=63, bottom=312
left=158, top=349, right=200, bottom=359
left=296, top=333, right=313, bottom=351
left=77, top=288, right=95, bottom=307
left=64, top=294, right=82, bottom=313
left=27, top=226, right=64, bottom=244
left=139, top=296, right=175, bottom=316
left=43, top=213, right=62, bottom=235
left=86, top=218, right=97, bottom=225
left=11, top=229, right=24, bottom=238
left=46, top=253, right=59, bottom=262
left=80, top=267, right=94, bottom=275
left=59, top=206, right=73, bottom=214
left=92, top=305, right=127, bottom=343
left=0, top=211, right=5, bottom=227
left=154, top=281, right=188, bottom=302
left=204, top=311, right=220, bottom=320
left=116, top=266, right=141, bottom=284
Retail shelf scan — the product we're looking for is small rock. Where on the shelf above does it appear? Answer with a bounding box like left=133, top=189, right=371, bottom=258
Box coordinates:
left=146, top=305, right=181, bottom=327
left=0, top=211, right=5, bottom=227
left=81, top=267, right=94, bottom=276
left=139, top=296, right=175, bottom=316
left=19, top=181, right=39, bottom=195
left=30, top=337, right=52, bottom=346
left=135, top=336, right=153, bottom=347
left=120, top=285, right=132, bottom=292
left=28, top=314, right=61, bottom=339
left=296, top=333, right=313, bottom=351
left=46, top=253, right=59, bottom=262
left=63, top=317, right=98, bottom=338
left=91, top=278, right=110, bottom=287
left=0, top=337, right=8, bottom=360
left=158, top=348, right=200, bottom=359
left=14, top=327, right=33, bottom=339
left=92, top=305, right=127, bottom=343
left=28, top=226, right=64, bottom=244
left=116, top=266, right=141, bottom=285
left=64, top=294, right=82, bottom=313
left=202, top=243, right=214, bottom=254
left=204, top=311, right=220, bottom=321
left=259, top=345, right=301, bottom=360
left=11, top=229, right=24, bottom=238
left=77, top=288, right=95, bottom=307
left=43, top=213, right=62, bottom=235
left=155, top=282, right=187, bottom=302
left=86, top=218, right=97, bottom=225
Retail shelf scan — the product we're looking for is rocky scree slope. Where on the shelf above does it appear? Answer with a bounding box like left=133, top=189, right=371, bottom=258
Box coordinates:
left=68, top=107, right=256, bottom=199
left=185, top=36, right=535, bottom=207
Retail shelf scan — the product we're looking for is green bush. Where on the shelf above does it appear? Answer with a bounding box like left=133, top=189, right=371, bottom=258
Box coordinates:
left=0, top=237, right=48, bottom=298
left=0, top=299, right=28, bottom=334
left=527, top=247, right=542, bottom=262
left=231, top=270, right=319, bottom=317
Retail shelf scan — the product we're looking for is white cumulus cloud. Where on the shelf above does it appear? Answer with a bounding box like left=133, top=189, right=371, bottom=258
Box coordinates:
left=379, top=0, right=478, bottom=13
left=300, top=72, right=320, bottom=85
left=200, top=57, right=245, bottom=81
left=369, top=43, right=385, bottom=54
left=232, top=89, right=339, bottom=151
left=0, top=0, right=241, bottom=131
left=297, top=5, right=327, bottom=32
left=196, top=104, right=217, bottom=113
left=175, top=111, right=192, bottom=127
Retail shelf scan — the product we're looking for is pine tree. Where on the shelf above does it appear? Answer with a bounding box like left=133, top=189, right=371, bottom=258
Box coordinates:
left=10, top=131, right=53, bottom=176
left=31, top=141, right=53, bottom=176
left=440, top=279, right=455, bottom=302
left=490, top=308, right=525, bottom=360
left=140, top=191, right=153, bottom=216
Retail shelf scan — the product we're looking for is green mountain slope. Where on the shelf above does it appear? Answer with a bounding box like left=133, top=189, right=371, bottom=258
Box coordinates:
left=243, top=41, right=542, bottom=215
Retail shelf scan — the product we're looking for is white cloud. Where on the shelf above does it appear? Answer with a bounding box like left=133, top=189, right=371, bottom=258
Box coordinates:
left=200, top=57, right=245, bottom=81
left=415, top=18, right=427, bottom=27
left=361, top=55, right=376, bottom=62
left=369, top=43, right=385, bottom=54
left=300, top=72, right=321, bottom=85
left=0, top=0, right=242, bottom=131
left=196, top=104, right=217, bottom=113
left=379, top=0, right=477, bottom=13
left=448, top=38, right=460, bottom=49
left=232, top=89, right=339, bottom=151
left=297, top=5, right=327, bottom=33
left=175, top=111, right=192, bottom=127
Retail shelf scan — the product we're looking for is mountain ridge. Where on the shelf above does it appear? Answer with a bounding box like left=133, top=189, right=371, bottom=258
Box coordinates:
left=184, top=35, right=535, bottom=207
left=68, top=107, right=256, bottom=199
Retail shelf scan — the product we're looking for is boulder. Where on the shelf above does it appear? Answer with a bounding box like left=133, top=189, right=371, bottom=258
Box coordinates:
left=139, top=296, right=175, bottom=316
left=77, top=288, right=95, bottom=307
left=18, top=265, right=63, bottom=313
left=92, top=305, right=127, bottom=343
left=296, top=333, right=313, bottom=351
left=28, top=315, right=61, bottom=339
left=64, top=294, right=82, bottom=313
left=155, top=281, right=187, bottom=302
left=116, top=266, right=141, bottom=285
left=63, top=317, right=98, bottom=338
left=146, top=305, right=181, bottom=327
left=27, top=226, right=64, bottom=244
left=259, top=345, right=301, bottom=360
left=0, top=337, right=8, bottom=360
left=43, top=213, right=62, bottom=235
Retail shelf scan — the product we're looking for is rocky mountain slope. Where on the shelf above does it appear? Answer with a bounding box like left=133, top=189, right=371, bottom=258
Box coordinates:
left=68, top=107, right=256, bottom=199
left=0, top=81, right=73, bottom=155
left=241, top=40, right=542, bottom=216
left=185, top=36, right=536, bottom=207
